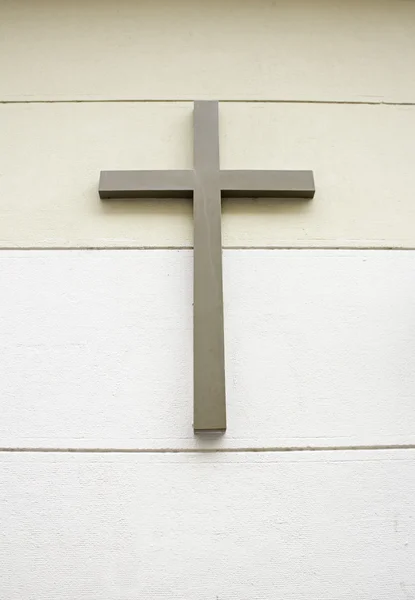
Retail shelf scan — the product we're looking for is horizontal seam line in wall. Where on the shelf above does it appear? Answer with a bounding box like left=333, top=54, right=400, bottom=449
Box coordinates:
left=0, top=445, right=414, bottom=454
left=2, top=246, right=415, bottom=251
left=1, top=99, right=415, bottom=107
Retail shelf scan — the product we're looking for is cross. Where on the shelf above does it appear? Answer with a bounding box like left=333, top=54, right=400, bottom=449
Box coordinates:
left=99, top=101, right=314, bottom=434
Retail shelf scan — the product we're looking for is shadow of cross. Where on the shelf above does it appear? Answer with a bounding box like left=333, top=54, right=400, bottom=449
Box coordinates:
left=99, top=101, right=315, bottom=434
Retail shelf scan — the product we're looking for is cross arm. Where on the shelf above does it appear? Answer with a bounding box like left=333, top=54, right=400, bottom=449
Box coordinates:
left=220, top=170, right=315, bottom=199
left=99, top=170, right=195, bottom=199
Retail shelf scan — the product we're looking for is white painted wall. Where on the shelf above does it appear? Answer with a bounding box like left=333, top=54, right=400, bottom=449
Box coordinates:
left=1, top=249, right=415, bottom=450
left=1, top=451, right=414, bottom=599
left=1, top=0, right=415, bottom=597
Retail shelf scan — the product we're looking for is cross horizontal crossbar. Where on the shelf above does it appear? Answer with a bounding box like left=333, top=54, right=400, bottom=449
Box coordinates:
left=99, top=169, right=315, bottom=199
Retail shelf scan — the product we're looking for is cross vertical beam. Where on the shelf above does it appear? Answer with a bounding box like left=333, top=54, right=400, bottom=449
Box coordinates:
left=193, top=102, right=226, bottom=432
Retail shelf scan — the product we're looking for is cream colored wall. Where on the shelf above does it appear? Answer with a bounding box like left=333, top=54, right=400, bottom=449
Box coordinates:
left=1, top=1, right=415, bottom=598
left=1, top=0, right=415, bottom=102
left=1, top=102, right=415, bottom=248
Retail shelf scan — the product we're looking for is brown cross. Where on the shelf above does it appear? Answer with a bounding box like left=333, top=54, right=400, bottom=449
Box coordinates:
left=99, top=101, right=314, bottom=434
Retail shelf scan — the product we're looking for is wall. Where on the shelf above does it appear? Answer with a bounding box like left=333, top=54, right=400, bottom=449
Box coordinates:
left=0, top=1, right=415, bottom=598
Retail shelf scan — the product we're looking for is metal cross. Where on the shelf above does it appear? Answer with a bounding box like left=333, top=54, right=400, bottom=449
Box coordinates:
left=99, top=101, right=314, bottom=434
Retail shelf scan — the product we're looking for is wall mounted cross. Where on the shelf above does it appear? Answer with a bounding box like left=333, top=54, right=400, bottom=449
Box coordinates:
left=99, top=101, right=314, bottom=434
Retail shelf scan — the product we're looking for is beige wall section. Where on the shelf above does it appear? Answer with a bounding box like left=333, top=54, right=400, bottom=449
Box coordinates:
left=1, top=102, right=415, bottom=248
left=0, top=0, right=414, bottom=102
